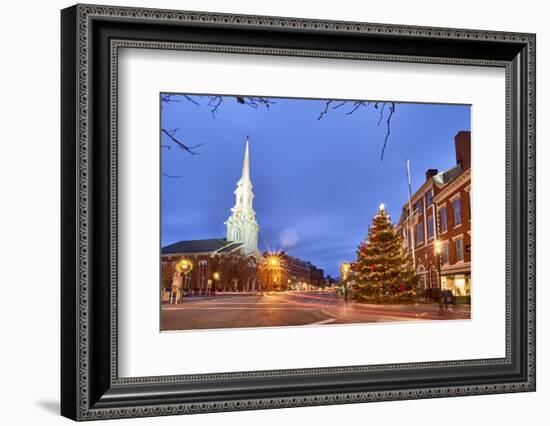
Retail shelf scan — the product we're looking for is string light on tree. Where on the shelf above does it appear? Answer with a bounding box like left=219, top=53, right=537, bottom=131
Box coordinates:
left=351, top=203, right=420, bottom=303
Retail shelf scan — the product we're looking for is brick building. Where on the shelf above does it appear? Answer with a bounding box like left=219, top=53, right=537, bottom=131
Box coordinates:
left=257, top=252, right=324, bottom=291
left=161, top=239, right=260, bottom=301
left=396, top=131, right=471, bottom=298
left=433, top=131, right=471, bottom=297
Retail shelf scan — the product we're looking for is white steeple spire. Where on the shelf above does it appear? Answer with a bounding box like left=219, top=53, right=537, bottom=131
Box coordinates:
left=239, top=138, right=251, bottom=184
left=225, top=136, right=259, bottom=254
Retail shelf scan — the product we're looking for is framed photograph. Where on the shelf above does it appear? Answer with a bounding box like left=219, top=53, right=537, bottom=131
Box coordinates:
left=61, top=4, right=536, bottom=421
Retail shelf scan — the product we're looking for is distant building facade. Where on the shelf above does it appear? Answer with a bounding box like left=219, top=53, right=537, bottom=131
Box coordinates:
left=257, top=252, right=325, bottom=292
left=396, top=131, right=471, bottom=297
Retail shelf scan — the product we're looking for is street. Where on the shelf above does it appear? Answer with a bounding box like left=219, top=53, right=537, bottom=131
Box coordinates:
left=161, top=290, right=471, bottom=331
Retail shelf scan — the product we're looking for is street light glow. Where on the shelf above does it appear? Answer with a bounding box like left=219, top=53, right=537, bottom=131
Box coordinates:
left=340, top=262, right=351, bottom=280
left=434, top=239, right=442, bottom=255
left=265, top=253, right=283, bottom=269
left=175, top=258, right=193, bottom=274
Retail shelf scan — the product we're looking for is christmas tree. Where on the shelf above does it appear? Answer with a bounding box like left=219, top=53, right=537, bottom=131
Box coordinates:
left=351, top=203, right=419, bottom=303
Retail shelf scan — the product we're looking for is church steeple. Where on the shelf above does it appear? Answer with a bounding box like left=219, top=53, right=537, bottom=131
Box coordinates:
left=225, top=137, right=259, bottom=254
left=240, top=138, right=251, bottom=184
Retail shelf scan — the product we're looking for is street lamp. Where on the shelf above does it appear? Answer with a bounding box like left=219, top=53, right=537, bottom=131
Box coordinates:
left=340, top=262, right=351, bottom=304
left=175, top=258, right=193, bottom=301
left=176, top=258, right=193, bottom=274
left=267, top=256, right=280, bottom=268
left=213, top=271, right=220, bottom=292
left=265, top=253, right=282, bottom=292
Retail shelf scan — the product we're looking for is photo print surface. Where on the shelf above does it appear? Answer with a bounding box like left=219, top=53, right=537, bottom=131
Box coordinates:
left=160, top=93, right=472, bottom=331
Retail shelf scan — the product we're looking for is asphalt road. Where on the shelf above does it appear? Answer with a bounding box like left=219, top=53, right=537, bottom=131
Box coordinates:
left=161, top=291, right=471, bottom=331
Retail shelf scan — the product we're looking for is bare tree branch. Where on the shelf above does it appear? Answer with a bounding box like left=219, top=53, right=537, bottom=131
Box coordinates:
left=380, top=102, right=396, bottom=161
left=183, top=95, right=199, bottom=105
left=238, top=97, right=276, bottom=110
left=377, top=102, right=386, bottom=126
left=208, top=96, right=224, bottom=117
left=161, top=94, right=199, bottom=106
left=161, top=128, right=204, bottom=155
left=346, top=101, right=369, bottom=115
left=317, top=100, right=333, bottom=120
left=161, top=94, right=180, bottom=105
left=162, top=172, right=182, bottom=179
left=316, top=99, right=398, bottom=161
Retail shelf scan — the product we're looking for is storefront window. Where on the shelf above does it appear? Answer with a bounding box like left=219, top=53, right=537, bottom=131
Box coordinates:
left=441, top=274, right=470, bottom=296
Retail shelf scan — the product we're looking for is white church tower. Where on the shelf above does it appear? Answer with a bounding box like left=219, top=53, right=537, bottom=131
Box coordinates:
left=225, top=137, right=259, bottom=254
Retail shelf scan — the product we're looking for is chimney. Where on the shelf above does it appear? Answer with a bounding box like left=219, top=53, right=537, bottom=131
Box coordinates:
left=426, top=169, right=438, bottom=181
left=455, top=131, right=471, bottom=168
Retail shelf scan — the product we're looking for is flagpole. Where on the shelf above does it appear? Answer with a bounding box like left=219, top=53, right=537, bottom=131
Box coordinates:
left=406, top=160, right=416, bottom=268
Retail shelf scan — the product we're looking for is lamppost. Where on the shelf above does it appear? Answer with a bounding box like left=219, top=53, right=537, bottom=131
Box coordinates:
left=340, top=262, right=351, bottom=304
left=265, top=254, right=282, bottom=292
left=213, top=271, right=220, bottom=293
left=175, top=258, right=193, bottom=302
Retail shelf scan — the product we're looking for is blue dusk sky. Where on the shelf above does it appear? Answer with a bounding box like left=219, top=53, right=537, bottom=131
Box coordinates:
left=161, top=94, right=470, bottom=277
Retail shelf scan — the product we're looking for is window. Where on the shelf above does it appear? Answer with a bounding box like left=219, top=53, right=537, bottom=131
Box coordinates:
left=427, top=216, right=434, bottom=239
left=426, top=191, right=433, bottom=207
left=443, top=243, right=450, bottom=264
left=416, top=223, right=424, bottom=244
left=453, top=197, right=462, bottom=226
left=440, top=206, right=448, bottom=232
left=198, top=260, right=207, bottom=289
left=455, top=238, right=464, bottom=262
left=416, top=199, right=424, bottom=214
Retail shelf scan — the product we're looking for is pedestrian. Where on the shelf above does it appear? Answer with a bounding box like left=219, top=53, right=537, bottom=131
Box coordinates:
left=438, top=290, right=444, bottom=315
left=444, top=290, right=453, bottom=310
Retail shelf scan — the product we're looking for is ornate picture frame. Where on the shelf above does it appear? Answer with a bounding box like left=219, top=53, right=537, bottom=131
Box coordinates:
left=61, top=4, right=535, bottom=420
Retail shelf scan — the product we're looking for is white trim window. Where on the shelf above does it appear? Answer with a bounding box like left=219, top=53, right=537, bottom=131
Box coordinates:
left=455, top=237, right=464, bottom=262
left=427, top=215, right=434, bottom=239
left=443, top=243, right=450, bottom=265
left=440, top=206, right=448, bottom=233
left=416, top=198, right=424, bottom=215
left=453, top=197, right=462, bottom=226
left=426, top=190, right=433, bottom=207
left=416, top=222, right=424, bottom=244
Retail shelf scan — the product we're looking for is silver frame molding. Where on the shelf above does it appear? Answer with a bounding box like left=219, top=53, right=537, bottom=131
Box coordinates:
left=61, top=4, right=536, bottom=421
